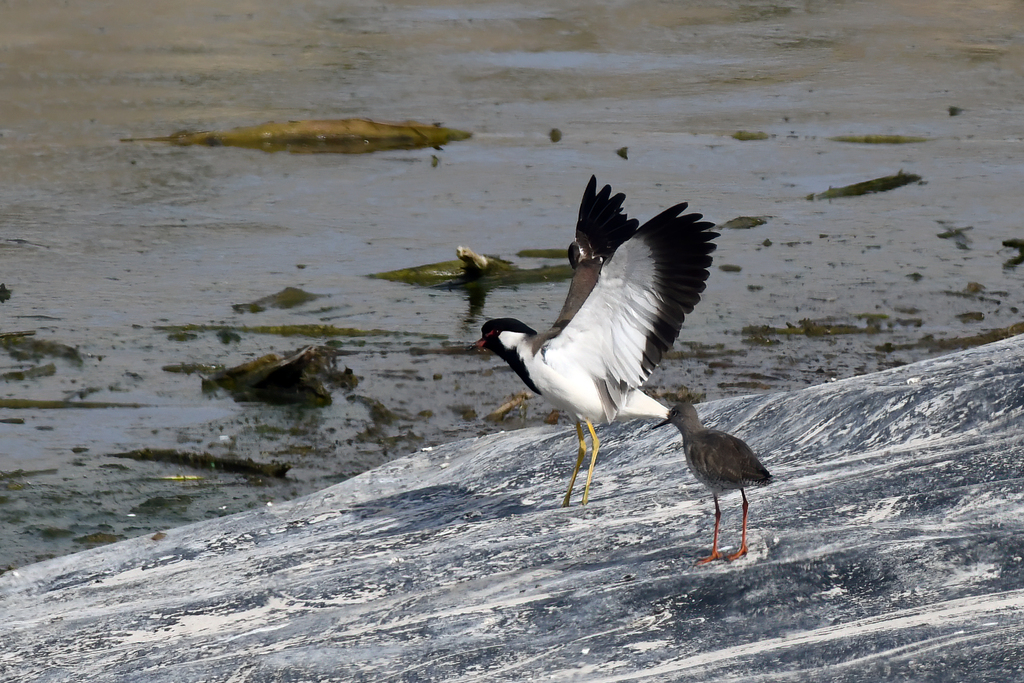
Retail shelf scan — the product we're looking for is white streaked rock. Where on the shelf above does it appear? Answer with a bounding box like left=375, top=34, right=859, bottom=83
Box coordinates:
left=2, top=336, right=1024, bottom=682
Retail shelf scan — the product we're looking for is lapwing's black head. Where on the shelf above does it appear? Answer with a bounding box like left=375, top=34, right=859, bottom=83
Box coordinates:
left=474, top=318, right=543, bottom=395
left=475, top=318, right=538, bottom=353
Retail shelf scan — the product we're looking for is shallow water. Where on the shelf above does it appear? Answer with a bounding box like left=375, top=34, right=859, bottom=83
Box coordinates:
left=2, top=0, right=1023, bottom=568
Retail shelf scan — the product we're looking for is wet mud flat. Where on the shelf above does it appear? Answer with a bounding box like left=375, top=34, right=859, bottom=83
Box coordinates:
left=3, top=0, right=1024, bottom=570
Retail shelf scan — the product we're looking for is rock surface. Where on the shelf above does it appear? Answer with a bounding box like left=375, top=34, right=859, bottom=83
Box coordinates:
left=2, top=336, right=1024, bottom=682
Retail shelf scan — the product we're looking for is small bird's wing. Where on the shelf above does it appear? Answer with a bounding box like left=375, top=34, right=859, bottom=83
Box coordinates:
left=541, top=197, right=718, bottom=419
left=546, top=176, right=640, bottom=336
left=689, top=431, right=772, bottom=488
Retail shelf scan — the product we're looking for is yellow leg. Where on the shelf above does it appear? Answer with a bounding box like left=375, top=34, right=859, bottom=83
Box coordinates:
left=580, top=420, right=600, bottom=506
left=561, top=422, right=588, bottom=508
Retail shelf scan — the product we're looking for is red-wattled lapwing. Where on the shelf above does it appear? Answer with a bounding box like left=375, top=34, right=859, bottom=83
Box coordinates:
left=475, top=176, right=718, bottom=506
left=658, top=401, right=772, bottom=563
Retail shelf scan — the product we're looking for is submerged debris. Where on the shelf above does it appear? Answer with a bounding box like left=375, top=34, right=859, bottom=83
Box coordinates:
left=516, top=249, right=565, bottom=259
left=807, top=170, right=922, bottom=200
left=203, top=346, right=352, bottom=406
left=937, top=225, right=973, bottom=250
left=122, top=118, right=472, bottom=154
left=1002, top=238, right=1024, bottom=269
left=233, top=287, right=323, bottom=314
left=111, top=448, right=291, bottom=478
left=732, top=131, right=770, bottom=141
left=829, top=135, right=929, bottom=144
left=0, top=283, right=10, bottom=303
left=486, top=391, right=531, bottom=422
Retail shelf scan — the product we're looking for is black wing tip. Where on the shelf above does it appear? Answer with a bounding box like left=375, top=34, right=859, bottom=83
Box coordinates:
left=576, top=176, right=640, bottom=258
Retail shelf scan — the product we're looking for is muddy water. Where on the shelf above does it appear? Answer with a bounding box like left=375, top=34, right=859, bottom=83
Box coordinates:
left=2, top=0, right=1022, bottom=568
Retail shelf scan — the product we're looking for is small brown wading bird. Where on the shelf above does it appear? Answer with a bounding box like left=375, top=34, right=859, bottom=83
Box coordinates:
left=658, top=401, right=772, bottom=564
left=475, top=177, right=718, bottom=506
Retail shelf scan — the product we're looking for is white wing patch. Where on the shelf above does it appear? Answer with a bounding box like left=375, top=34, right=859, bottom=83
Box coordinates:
left=542, top=235, right=665, bottom=421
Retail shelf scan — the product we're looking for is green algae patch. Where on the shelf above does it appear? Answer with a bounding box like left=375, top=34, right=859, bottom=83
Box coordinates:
left=74, top=532, right=121, bottom=547
left=721, top=216, right=770, bottom=230
left=111, top=448, right=291, bottom=478
left=2, top=336, right=82, bottom=364
left=158, top=323, right=393, bottom=339
left=122, top=118, right=472, bottom=154
left=743, top=318, right=884, bottom=342
left=0, top=398, right=145, bottom=409
left=163, top=363, right=224, bottom=375
left=829, top=135, right=929, bottom=144
left=732, top=131, right=770, bottom=141
left=876, top=321, right=1024, bottom=354
left=807, top=171, right=922, bottom=200
left=233, top=287, right=323, bottom=313
left=516, top=249, right=566, bottom=259
left=2, top=363, right=56, bottom=381
left=663, top=342, right=746, bottom=361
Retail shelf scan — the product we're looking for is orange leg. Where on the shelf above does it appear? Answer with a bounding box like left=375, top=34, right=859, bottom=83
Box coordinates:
left=696, top=494, right=724, bottom=565
left=726, top=489, right=750, bottom=562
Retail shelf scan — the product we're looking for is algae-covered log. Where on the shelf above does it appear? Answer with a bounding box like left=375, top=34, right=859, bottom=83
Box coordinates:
left=122, top=118, right=472, bottom=154
left=372, top=245, right=572, bottom=288
left=807, top=170, right=922, bottom=200
left=110, top=448, right=291, bottom=478
left=371, top=246, right=515, bottom=286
